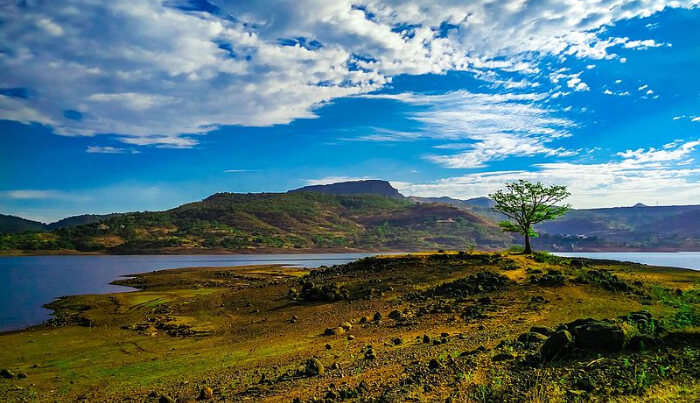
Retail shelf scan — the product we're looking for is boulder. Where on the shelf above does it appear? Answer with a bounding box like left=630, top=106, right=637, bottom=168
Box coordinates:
left=541, top=330, right=573, bottom=361
left=158, top=395, right=175, bottom=403
left=340, top=322, right=352, bottom=331
left=373, top=312, right=382, bottom=321
left=0, top=369, right=15, bottom=379
left=568, top=319, right=627, bottom=352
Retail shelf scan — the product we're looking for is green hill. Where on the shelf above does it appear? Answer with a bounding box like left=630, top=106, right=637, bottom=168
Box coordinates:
left=0, top=192, right=511, bottom=253
left=0, top=214, right=47, bottom=233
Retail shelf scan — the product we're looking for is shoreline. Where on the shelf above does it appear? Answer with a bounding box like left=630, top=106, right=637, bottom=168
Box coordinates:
left=2, top=246, right=700, bottom=257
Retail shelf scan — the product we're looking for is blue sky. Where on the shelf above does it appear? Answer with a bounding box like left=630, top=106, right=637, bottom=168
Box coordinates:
left=1, top=1, right=699, bottom=222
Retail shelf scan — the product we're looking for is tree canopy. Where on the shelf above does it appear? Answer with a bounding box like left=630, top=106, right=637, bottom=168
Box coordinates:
left=490, top=180, right=570, bottom=254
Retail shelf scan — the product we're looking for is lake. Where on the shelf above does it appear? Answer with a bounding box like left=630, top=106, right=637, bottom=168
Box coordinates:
left=554, top=252, right=700, bottom=270
left=1, top=252, right=698, bottom=332
left=0, top=253, right=380, bottom=332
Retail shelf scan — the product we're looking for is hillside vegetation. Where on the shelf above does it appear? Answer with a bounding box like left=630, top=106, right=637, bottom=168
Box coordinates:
left=0, top=192, right=510, bottom=253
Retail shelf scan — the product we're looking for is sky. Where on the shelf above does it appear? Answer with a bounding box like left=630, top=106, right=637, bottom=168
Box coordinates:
left=1, top=0, right=699, bottom=223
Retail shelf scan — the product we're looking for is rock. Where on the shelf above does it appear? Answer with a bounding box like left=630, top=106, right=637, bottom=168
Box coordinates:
left=159, top=394, right=175, bottom=403
left=517, top=332, right=548, bottom=344
left=359, top=316, right=369, bottom=324
left=325, top=343, right=332, bottom=350
left=373, top=312, right=382, bottom=321
left=568, top=319, right=627, bottom=352
left=304, top=358, right=325, bottom=376
left=529, top=326, right=554, bottom=336
left=428, top=359, right=442, bottom=370
left=392, top=337, right=403, bottom=345
left=423, top=334, right=431, bottom=344
left=198, top=386, right=213, bottom=400
left=340, top=322, right=352, bottom=330
left=347, top=335, right=355, bottom=340
left=16, top=372, right=27, bottom=379
left=0, top=369, right=16, bottom=379
left=541, top=330, right=573, bottom=361
left=530, top=296, right=547, bottom=304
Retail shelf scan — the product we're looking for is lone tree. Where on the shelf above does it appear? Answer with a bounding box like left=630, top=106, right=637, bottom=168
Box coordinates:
left=489, top=180, right=570, bottom=254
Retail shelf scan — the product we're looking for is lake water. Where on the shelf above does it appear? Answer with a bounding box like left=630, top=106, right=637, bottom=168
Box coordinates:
left=554, top=252, right=700, bottom=270
left=1, top=252, right=698, bottom=332
left=0, top=253, right=379, bottom=332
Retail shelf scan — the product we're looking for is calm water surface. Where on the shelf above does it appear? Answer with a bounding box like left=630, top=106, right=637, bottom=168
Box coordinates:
left=0, top=253, right=380, bottom=332
left=555, top=252, right=700, bottom=270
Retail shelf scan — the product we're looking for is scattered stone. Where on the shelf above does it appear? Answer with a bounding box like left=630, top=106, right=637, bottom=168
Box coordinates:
left=364, top=347, right=377, bottom=360
left=303, top=358, right=325, bottom=376
left=359, top=316, right=368, bottom=324
left=428, top=359, right=442, bottom=370
left=373, top=312, right=382, bottom=321
left=423, top=334, right=431, bottom=344
left=388, top=310, right=404, bottom=321
left=530, top=270, right=566, bottom=286
left=158, top=394, right=175, bottom=403
left=324, top=327, right=345, bottom=336
left=347, top=335, right=355, bottom=340
left=340, top=322, right=352, bottom=331
left=198, top=386, right=213, bottom=400
left=0, top=369, right=18, bottom=379
left=325, top=343, right=332, bottom=350
left=16, top=372, right=27, bottom=379
left=392, top=337, right=403, bottom=345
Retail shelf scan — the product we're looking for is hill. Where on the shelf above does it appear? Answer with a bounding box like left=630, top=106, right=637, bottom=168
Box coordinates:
left=290, top=179, right=403, bottom=198
left=0, top=192, right=511, bottom=253
left=0, top=214, right=46, bottom=233
left=47, top=213, right=122, bottom=230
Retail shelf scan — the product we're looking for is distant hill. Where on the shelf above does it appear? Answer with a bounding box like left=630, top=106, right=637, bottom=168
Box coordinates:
left=290, top=180, right=403, bottom=198
left=410, top=196, right=700, bottom=251
left=0, top=191, right=511, bottom=253
left=2, top=179, right=699, bottom=253
left=0, top=214, right=46, bottom=233
left=47, top=213, right=122, bottom=230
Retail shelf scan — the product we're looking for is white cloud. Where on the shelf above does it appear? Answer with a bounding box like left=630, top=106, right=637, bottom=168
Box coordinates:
left=394, top=139, right=700, bottom=208
left=224, top=169, right=255, bottom=173
left=86, top=145, right=139, bottom=154
left=0, top=0, right=691, bottom=146
left=619, top=57, right=628, bottom=63
left=0, top=190, right=88, bottom=201
left=638, top=84, right=649, bottom=90
left=361, top=90, right=576, bottom=168
left=305, top=176, right=375, bottom=185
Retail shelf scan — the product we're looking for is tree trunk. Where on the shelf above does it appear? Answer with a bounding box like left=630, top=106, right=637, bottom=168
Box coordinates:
left=524, top=231, right=532, bottom=254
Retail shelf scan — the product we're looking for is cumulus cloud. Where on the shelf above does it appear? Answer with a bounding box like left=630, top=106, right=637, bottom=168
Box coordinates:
left=0, top=0, right=691, bottom=147
left=394, top=139, right=700, bottom=208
